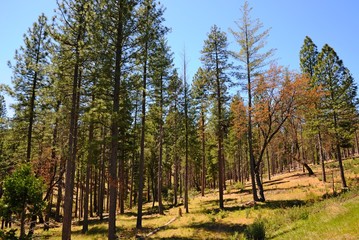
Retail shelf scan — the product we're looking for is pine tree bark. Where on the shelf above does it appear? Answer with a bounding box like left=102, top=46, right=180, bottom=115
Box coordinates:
left=215, top=43, right=224, bottom=210
left=201, top=107, right=206, bottom=197
left=136, top=39, right=148, bottom=230
left=82, top=120, right=94, bottom=233
left=108, top=4, right=124, bottom=237
left=184, top=59, right=189, bottom=213
left=62, top=45, right=81, bottom=240
left=158, top=75, right=164, bottom=215
left=318, top=132, right=326, bottom=182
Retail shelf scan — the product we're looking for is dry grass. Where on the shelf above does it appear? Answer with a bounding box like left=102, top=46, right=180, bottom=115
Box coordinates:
left=30, top=158, right=359, bottom=239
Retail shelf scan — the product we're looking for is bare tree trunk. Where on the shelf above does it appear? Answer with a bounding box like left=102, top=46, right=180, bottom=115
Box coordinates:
left=201, top=107, right=206, bottom=196
left=136, top=39, right=148, bottom=230
left=318, top=132, right=326, bottom=182
left=266, top=148, right=271, bottom=181
left=62, top=53, right=81, bottom=240
left=158, top=75, right=164, bottom=215
left=333, top=113, right=347, bottom=189
left=214, top=43, right=224, bottom=209
left=82, top=120, right=94, bottom=233
left=183, top=56, right=189, bottom=213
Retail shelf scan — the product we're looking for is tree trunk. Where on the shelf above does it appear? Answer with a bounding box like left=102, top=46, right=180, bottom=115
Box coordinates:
left=183, top=58, right=189, bottom=213
left=158, top=75, right=164, bottom=215
left=129, top=96, right=139, bottom=209
left=318, top=132, right=326, bottom=182
left=303, top=163, right=315, bottom=175
left=62, top=45, right=81, bottom=240
left=83, top=120, right=94, bottom=233
left=245, top=29, right=259, bottom=202
left=255, top=167, right=265, bottom=202
left=266, top=148, right=271, bottom=181
left=136, top=38, right=148, bottom=229
left=214, top=42, right=224, bottom=210
left=20, top=206, right=26, bottom=239
left=174, top=155, right=178, bottom=206
left=26, top=32, right=42, bottom=163
left=201, top=107, right=206, bottom=197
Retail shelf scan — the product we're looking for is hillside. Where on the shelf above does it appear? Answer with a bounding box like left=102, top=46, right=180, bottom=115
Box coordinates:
left=35, top=158, right=359, bottom=239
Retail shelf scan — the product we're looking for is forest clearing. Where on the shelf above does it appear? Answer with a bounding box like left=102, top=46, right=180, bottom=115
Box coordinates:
left=30, top=158, right=359, bottom=239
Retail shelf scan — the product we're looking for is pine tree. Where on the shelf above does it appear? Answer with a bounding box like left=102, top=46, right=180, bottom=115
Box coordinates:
left=53, top=1, right=94, bottom=238
left=136, top=0, right=169, bottom=229
left=299, top=36, right=326, bottom=181
left=230, top=0, right=275, bottom=202
left=200, top=25, right=230, bottom=209
left=192, top=67, right=209, bottom=196
left=300, top=36, right=318, bottom=79
left=314, top=44, right=358, bottom=189
left=9, top=14, right=51, bottom=163
left=149, top=38, right=173, bottom=214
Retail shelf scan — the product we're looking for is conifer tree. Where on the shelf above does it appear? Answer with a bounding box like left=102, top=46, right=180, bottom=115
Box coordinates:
left=136, top=0, right=169, bottom=228
left=299, top=36, right=326, bottom=181
left=52, top=1, right=94, bottom=238
left=200, top=25, right=230, bottom=209
left=314, top=44, right=358, bottom=189
left=192, top=67, right=209, bottom=196
left=230, top=0, right=274, bottom=202
left=9, top=14, right=51, bottom=163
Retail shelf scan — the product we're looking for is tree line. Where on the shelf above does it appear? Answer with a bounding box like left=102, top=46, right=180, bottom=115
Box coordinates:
left=0, top=0, right=357, bottom=239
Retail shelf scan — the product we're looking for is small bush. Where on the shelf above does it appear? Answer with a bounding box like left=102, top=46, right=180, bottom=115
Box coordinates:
left=244, top=219, right=266, bottom=240
left=234, top=181, right=245, bottom=192
left=217, top=209, right=228, bottom=219
left=229, top=231, right=241, bottom=240
left=0, top=229, right=18, bottom=240
left=304, top=191, right=320, bottom=203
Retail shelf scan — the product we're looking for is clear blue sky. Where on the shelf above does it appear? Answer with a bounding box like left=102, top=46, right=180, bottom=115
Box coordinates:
left=1, top=0, right=359, bottom=114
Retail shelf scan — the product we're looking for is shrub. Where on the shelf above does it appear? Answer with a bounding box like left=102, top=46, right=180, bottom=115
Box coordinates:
left=244, top=219, right=266, bottom=240
left=229, top=231, right=241, bottom=240
left=234, top=181, right=245, bottom=192
left=0, top=229, right=18, bottom=240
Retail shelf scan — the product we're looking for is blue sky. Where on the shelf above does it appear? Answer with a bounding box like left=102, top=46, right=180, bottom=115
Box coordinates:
left=1, top=0, right=359, bottom=113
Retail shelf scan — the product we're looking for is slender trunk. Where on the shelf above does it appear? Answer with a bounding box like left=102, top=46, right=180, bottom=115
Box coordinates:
left=136, top=39, right=148, bottom=229
left=158, top=75, right=164, bottom=215
left=75, top=168, right=80, bottom=219
left=82, top=120, right=94, bottom=233
left=201, top=107, right=206, bottom=196
left=129, top=96, right=139, bottom=209
left=254, top=167, right=265, bottom=202
left=333, top=111, right=347, bottom=189
left=303, top=163, right=315, bottom=175
left=246, top=46, right=259, bottom=202
left=215, top=43, right=224, bottom=209
left=266, top=148, right=271, bottom=181
left=99, top=127, right=106, bottom=220
left=20, top=206, right=26, bottom=239
left=62, top=44, right=81, bottom=240
left=118, top=144, right=125, bottom=214
left=318, top=132, right=326, bottom=182
left=26, top=29, right=42, bottom=163
left=184, top=58, right=189, bottom=213
left=55, top=177, right=62, bottom=222
left=91, top=166, right=95, bottom=217
left=174, top=155, right=178, bottom=206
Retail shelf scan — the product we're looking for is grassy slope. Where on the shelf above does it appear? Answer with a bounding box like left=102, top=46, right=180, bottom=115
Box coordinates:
left=36, top=158, right=359, bottom=239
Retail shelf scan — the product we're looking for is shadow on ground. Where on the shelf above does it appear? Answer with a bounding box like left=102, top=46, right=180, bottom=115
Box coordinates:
left=261, top=199, right=306, bottom=209
left=189, top=222, right=246, bottom=234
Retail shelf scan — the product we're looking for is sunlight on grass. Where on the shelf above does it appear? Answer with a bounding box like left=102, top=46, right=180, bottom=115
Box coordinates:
left=32, top=161, right=358, bottom=239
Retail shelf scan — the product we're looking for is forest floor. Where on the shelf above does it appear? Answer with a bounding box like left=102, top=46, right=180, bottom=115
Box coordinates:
left=36, top=158, right=359, bottom=239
